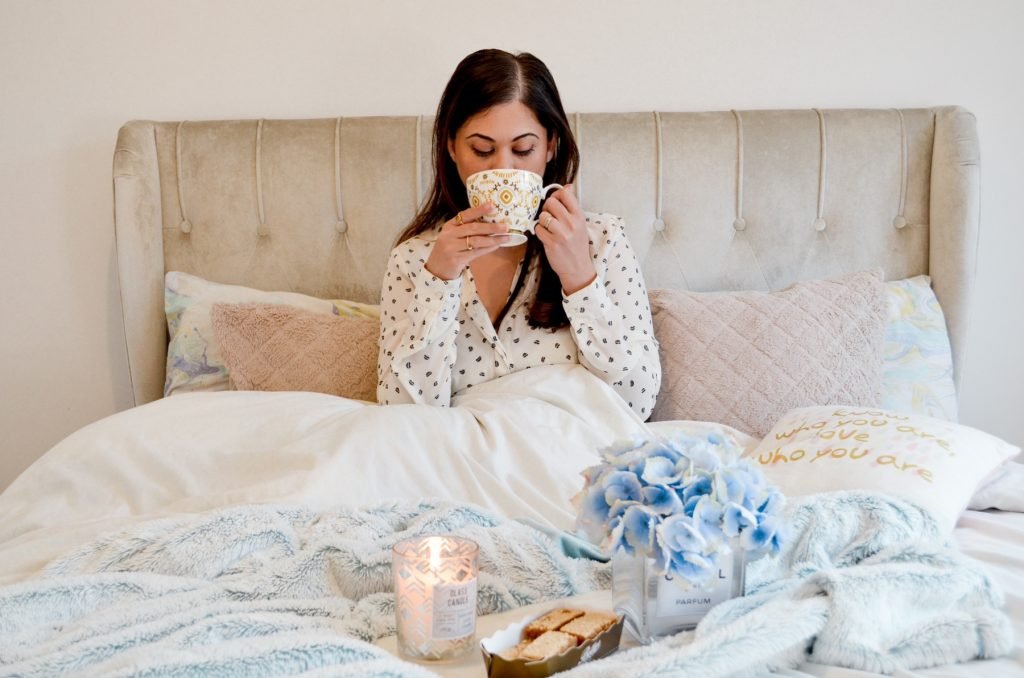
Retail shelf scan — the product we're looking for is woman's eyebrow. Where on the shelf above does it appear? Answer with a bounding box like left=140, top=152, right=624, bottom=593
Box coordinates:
left=466, top=133, right=540, bottom=142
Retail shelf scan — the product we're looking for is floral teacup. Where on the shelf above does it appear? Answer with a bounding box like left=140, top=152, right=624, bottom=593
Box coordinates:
left=465, top=169, right=562, bottom=246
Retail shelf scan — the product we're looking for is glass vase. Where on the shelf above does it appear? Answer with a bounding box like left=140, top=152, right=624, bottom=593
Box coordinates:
left=612, top=542, right=746, bottom=644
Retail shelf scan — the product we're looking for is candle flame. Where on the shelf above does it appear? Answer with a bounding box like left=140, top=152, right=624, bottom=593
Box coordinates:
left=428, top=537, right=442, bottom=570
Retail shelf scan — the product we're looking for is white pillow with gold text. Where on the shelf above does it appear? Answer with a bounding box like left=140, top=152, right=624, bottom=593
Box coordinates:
left=744, top=405, right=1019, bottom=532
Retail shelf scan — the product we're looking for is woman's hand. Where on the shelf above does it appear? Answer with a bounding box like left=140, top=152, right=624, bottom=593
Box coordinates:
left=535, top=184, right=597, bottom=295
left=424, top=203, right=510, bottom=280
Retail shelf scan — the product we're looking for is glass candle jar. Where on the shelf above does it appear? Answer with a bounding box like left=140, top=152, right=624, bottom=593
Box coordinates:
left=392, top=535, right=479, bottom=661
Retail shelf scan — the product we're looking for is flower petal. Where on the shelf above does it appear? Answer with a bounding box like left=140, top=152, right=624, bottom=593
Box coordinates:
left=683, top=471, right=711, bottom=499
left=574, top=484, right=612, bottom=542
left=603, top=471, right=642, bottom=506
left=692, top=495, right=725, bottom=543
left=657, top=514, right=707, bottom=554
left=622, top=505, right=660, bottom=552
left=641, top=484, right=684, bottom=516
left=722, top=502, right=757, bottom=537
left=667, top=549, right=717, bottom=583
left=641, top=456, right=680, bottom=486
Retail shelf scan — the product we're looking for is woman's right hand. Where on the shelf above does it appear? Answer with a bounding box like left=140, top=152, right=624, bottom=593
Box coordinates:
left=424, top=203, right=510, bottom=280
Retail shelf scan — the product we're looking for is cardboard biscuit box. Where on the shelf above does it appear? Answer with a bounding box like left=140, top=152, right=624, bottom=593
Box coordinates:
left=480, top=607, right=624, bottom=678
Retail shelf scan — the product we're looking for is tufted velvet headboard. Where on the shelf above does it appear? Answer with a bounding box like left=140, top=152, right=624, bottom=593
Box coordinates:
left=113, top=107, right=979, bottom=407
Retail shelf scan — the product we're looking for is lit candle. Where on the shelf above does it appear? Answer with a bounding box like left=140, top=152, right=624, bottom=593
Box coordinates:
left=392, top=535, right=479, bottom=661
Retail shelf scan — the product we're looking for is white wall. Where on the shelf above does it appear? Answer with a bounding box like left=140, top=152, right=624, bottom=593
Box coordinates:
left=1, top=0, right=1022, bottom=489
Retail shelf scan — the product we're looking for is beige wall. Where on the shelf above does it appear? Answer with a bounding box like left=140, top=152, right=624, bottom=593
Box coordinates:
left=1, top=0, right=1022, bottom=489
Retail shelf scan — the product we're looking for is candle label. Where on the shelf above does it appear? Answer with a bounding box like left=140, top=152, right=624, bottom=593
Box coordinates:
left=431, top=578, right=477, bottom=640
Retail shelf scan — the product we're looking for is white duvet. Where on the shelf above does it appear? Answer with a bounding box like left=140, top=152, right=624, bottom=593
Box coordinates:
left=0, top=365, right=650, bottom=584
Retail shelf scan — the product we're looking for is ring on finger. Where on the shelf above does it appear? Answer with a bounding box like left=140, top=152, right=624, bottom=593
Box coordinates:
left=455, top=211, right=465, bottom=226
left=465, top=235, right=473, bottom=251
left=542, top=212, right=554, bottom=229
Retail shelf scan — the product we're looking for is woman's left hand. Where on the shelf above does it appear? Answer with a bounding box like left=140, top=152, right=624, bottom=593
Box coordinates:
left=535, top=184, right=597, bottom=295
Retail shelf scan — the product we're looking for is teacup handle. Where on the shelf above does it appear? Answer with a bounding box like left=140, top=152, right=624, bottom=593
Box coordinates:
left=541, top=183, right=563, bottom=198
left=527, top=183, right=563, bottom=233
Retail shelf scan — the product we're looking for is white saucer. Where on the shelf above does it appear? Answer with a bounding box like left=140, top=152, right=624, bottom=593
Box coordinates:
left=498, top=232, right=528, bottom=247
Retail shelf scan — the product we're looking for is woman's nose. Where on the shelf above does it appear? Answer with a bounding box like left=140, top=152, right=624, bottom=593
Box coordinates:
left=490, top=148, right=515, bottom=169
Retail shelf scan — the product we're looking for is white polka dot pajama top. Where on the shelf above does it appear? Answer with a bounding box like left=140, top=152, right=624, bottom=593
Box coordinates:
left=376, top=213, right=661, bottom=419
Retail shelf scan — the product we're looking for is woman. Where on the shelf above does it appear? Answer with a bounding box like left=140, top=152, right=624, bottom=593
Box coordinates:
left=377, top=49, right=660, bottom=419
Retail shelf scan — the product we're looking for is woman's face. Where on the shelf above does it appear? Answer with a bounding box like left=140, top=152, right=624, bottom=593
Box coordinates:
left=447, top=101, right=556, bottom=184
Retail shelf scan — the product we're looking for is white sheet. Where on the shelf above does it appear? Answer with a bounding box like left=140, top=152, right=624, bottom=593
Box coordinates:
left=970, top=461, right=1024, bottom=512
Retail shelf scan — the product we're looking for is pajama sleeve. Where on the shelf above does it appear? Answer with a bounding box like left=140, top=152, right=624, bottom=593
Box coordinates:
left=562, top=216, right=661, bottom=419
left=376, top=239, right=462, bottom=406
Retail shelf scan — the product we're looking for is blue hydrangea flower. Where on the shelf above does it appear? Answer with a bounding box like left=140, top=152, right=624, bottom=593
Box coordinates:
left=604, top=470, right=642, bottom=505
left=642, top=440, right=685, bottom=466
left=574, top=428, right=787, bottom=586
left=676, top=438, right=722, bottom=473
left=607, top=514, right=628, bottom=554
left=691, top=494, right=725, bottom=543
left=722, top=502, right=758, bottom=537
left=640, top=456, right=680, bottom=487
left=758, top=488, right=785, bottom=516
left=657, top=513, right=707, bottom=554
left=641, top=483, right=684, bottom=516
left=741, top=513, right=785, bottom=556
left=621, top=504, right=660, bottom=553
left=575, top=482, right=613, bottom=543
left=682, top=471, right=713, bottom=504
left=665, top=547, right=718, bottom=582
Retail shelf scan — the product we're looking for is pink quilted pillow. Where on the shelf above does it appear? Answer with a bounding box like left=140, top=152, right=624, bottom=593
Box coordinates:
left=649, top=271, right=886, bottom=437
left=211, top=303, right=379, bottom=402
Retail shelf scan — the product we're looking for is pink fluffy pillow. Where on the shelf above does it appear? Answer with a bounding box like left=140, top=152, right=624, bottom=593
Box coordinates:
left=211, top=302, right=379, bottom=402
left=649, top=271, right=886, bottom=436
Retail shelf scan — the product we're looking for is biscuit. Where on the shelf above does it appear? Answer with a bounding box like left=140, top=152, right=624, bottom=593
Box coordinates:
left=519, top=630, right=578, bottom=661
left=559, top=611, right=618, bottom=642
left=523, top=608, right=585, bottom=639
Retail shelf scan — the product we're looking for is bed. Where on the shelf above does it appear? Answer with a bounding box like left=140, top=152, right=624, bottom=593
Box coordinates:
left=0, top=107, right=1021, bottom=676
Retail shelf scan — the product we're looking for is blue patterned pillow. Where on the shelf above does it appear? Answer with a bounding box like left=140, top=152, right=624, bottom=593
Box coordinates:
left=165, top=271, right=378, bottom=396
left=881, top=275, right=957, bottom=421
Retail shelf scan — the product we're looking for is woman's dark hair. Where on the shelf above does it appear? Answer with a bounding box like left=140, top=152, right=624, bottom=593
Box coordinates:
left=398, top=49, right=579, bottom=329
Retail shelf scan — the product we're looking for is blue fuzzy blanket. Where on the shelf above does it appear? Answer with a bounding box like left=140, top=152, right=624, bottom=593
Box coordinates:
left=0, top=493, right=1012, bottom=677
left=0, top=501, right=607, bottom=676
left=563, top=492, right=1012, bottom=677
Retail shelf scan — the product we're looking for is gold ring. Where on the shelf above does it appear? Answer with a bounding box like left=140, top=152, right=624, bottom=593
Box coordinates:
left=455, top=211, right=465, bottom=226
left=542, top=213, right=553, bottom=229
left=465, top=236, right=473, bottom=251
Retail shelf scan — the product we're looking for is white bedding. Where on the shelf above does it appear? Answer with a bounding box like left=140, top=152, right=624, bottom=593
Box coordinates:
left=0, top=365, right=646, bottom=584
left=0, top=364, right=1020, bottom=676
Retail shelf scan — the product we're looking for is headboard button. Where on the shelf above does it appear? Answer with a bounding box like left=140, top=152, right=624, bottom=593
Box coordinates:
left=336, top=219, right=349, bottom=234
left=892, top=216, right=908, bottom=229
left=733, top=217, right=746, bottom=231
left=179, top=219, right=192, bottom=234
left=652, top=218, right=665, bottom=232
left=813, top=217, right=827, bottom=232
